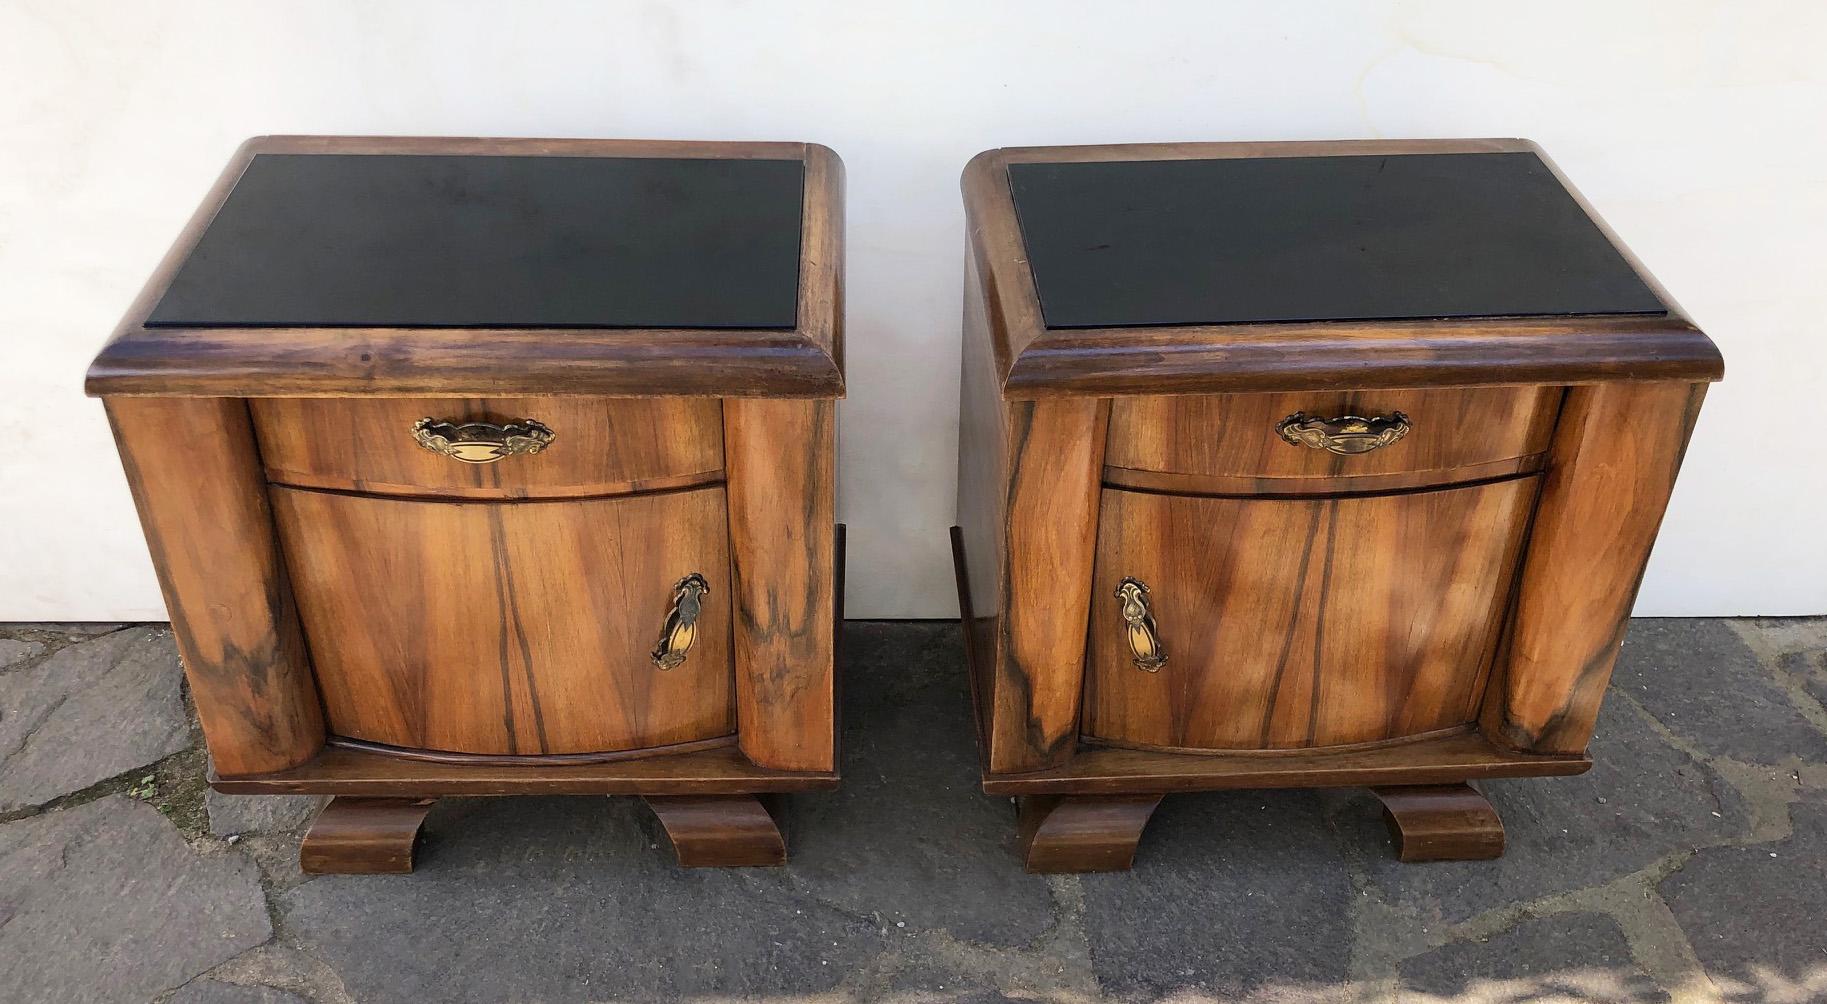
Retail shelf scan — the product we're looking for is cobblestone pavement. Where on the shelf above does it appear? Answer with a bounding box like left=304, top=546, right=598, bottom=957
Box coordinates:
left=1, top=619, right=1823, bottom=1003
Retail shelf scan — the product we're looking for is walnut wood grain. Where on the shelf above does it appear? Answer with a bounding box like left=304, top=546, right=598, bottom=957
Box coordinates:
left=1083, top=479, right=1537, bottom=751
left=85, top=136, right=844, bottom=399
left=212, top=742, right=837, bottom=795
left=961, top=139, right=1722, bottom=399
left=1485, top=381, right=1708, bottom=753
left=270, top=486, right=735, bottom=756
left=104, top=397, right=324, bottom=775
left=1105, top=387, right=1560, bottom=481
left=1372, top=783, right=1506, bottom=861
left=724, top=399, right=836, bottom=772
left=956, top=244, right=1109, bottom=773
left=643, top=795, right=787, bottom=867
left=251, top=396, right=723, bottom=499
left=299, top=796, right=436, bottom=874
left=1017, top=794, right=1163, bottom=873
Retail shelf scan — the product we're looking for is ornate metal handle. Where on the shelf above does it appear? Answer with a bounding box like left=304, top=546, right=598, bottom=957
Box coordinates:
left=652, top=573, right=710, bottom=670
left=411, top=418, right=555, bottom=464
left=1116, top=577, right=1167, bottom=672
left=1276, top=411, right=1411, bottom=456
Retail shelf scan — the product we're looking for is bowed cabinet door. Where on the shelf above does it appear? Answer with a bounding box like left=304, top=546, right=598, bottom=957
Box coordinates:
left=270, top=485, right=736, bottom=757
left=1082, top=478, right=1539, bottom=752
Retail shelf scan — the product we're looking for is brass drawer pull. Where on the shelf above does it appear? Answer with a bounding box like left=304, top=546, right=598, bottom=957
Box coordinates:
left=1276, top=411, right=1411, bottom=456
left=1116, top=577, right=1167, bottom=672
left=411, top=418, right=555, bottom=464
left=652, top=573, right=710, bottom=670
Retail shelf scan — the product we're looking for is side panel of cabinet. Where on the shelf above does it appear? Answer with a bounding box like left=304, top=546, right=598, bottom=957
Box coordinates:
left=1083, top=478, right=1538, bottom=751
left=271, top=486, right=736, bottom=756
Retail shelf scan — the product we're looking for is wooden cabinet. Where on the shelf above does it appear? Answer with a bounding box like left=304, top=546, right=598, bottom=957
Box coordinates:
left=955, top=139, right=1721, bottom=871
left=89, top=136, right=844, bottom=872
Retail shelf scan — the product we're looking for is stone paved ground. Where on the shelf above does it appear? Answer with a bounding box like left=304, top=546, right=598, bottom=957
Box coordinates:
left=0, top=618, right=1823, bottom=1003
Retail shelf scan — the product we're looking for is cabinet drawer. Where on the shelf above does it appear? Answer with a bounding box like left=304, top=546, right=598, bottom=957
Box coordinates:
left=1104, top=387, right=1560, bottom=493
left=252, top=396, right=723, bottom=499
left=1083, top=479, right=1537, bottom=752
left=270, top=485, right=735, bottom=756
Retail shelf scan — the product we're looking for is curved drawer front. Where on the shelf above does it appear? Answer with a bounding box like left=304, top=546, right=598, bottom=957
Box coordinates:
left=252, top=396, right=723, bottom=499
left=1104, top=387, right=1560, bottom=493
left=270, top=485, right=735, bottom=756
left=1083, top=479, right=1537, bottom=752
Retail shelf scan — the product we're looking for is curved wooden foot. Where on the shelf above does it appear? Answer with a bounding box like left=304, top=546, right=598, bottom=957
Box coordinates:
left=1372, top=783, right=1505, bottom=862
left=300, top=796, right=437, bottom=874
left=1017, top=794, right=1164, bottom=873
left=643, top=794, right=786, bottom=868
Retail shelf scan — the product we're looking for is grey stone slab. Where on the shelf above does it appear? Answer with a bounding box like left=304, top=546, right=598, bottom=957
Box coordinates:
left=279, top=795, right=888, bottom=1004
left=1660, top=796, right=1827, bottom=996
left=0, top=626, right=190, bottom=811
left=1079, top=789, right=1356, bottom=1000
left=0, top=796, right=271, bottom=1003
left=1398, top=912, right=1667, bottom=1002
left=168, top=981, right=311, bottom=1004
left=1613, top=618, right=1827, bottom=763
left=1345, top=698, right=1746, bottom=924
left=786, top=622, right=1056, bottom=948
left=0, top=637, right=44, bottom=668
left=205, top=786, right=325, bottom=837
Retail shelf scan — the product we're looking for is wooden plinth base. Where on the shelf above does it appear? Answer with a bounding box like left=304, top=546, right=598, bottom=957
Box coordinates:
left=1017, top=794, right=1164, bottom=873
left=300, top=796, right=437, bottom=874
left=643, top=794, right=787, bottom=868
left=1372, top=783, right=1506, bottom=861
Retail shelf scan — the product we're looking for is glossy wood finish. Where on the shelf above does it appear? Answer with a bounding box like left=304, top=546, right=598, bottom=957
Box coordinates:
left=1017, top=794, right=1163, bottom=873
left=644, top=795, right=787, bottom=867
left=957, top=139, right=1717, bottom=870
left=725, top=400, right=837, bottom=772
left=979, top=729, right=1590, bottom=796
left=957, top=245, right=1110, bottom=774
left=211, top=742, right=837, bottom=796
left=1084, top=479, right=1537, bottom=751
left=962, top=139, right=1721, bottom=400
left=270, top=485, right=734, bottom=756
left=251, top=396, right=723, bottom=499
left=1373, top=784, right=1506, bottom=861
left=1485, top=382, right=1708, bottom=754
left=299, top=796, right=436, bottom=874
left=953, top=529, right=1592, bottom=795
left=86, top=136, right=844, bottom=399
left=1105, top=387, right=1559, bottom=484
left=104, top=397, right=324, bottom=775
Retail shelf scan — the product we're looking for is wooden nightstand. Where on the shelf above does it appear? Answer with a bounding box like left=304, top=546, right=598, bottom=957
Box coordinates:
left=953, top=139, right=1722, bottom=872
left=88, top=136, right=844, bottom=872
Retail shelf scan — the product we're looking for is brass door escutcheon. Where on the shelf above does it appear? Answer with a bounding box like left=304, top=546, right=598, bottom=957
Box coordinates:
left=1276, top=411, right=1411, bottom=455
left=1116, top=577, right=1167, bottom=672
left=411, top=418, right=555, bottom=464
left=652, top=573, right=710, bottom=670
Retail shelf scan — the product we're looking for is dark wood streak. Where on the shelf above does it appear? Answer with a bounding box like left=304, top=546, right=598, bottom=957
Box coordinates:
left=1305, top=500, right=1342, bottom=749
left=105, top=397, right=325, bottom=775
left=1257, top=501, right=1326, bottom=748
left=1485, top=382, right=1707, bottom=754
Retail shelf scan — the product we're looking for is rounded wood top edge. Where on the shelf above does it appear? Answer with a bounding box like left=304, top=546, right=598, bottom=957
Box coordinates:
left=239, top=134, right=821, bottom=161
left=965, top=137, right=1538, bottom=172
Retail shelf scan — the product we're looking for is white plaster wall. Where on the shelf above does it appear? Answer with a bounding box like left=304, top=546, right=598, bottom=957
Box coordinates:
left=1, top=0, right=1822, bottom=620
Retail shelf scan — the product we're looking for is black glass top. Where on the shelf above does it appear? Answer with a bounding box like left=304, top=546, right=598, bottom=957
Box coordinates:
left=1008, top=153, right=1664, bottom=329
left=148, top=154, right=805, bottom=329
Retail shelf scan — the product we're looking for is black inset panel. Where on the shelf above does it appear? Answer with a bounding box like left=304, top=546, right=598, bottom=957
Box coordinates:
left=149, top=154, right=804, bottom=329
left=1008, top=153, right=1664, bottom=329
